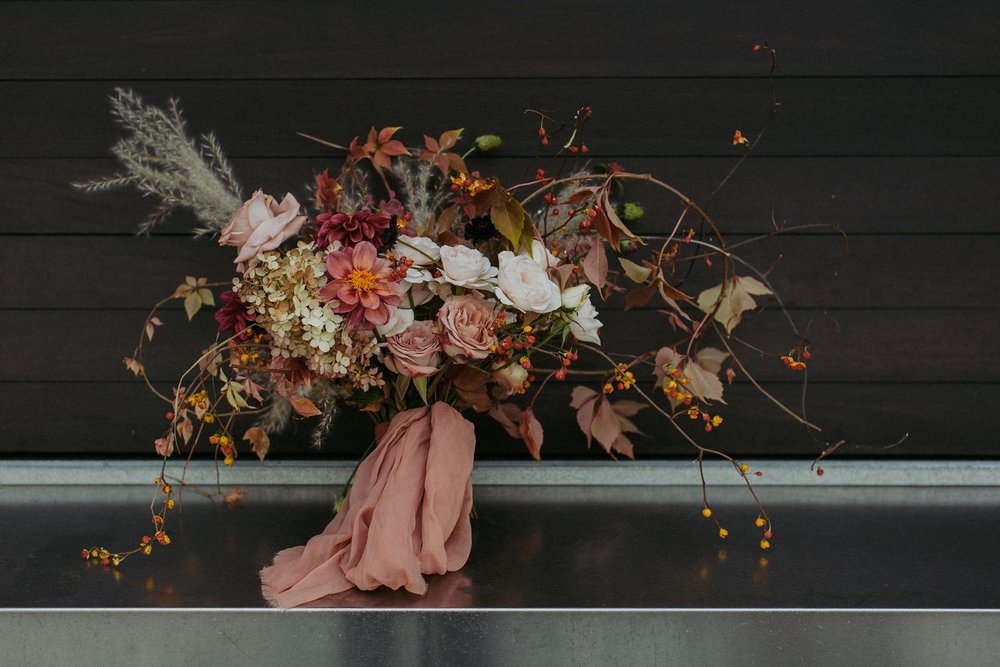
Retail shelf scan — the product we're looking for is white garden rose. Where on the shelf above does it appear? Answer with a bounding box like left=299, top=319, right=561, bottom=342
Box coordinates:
left=565, top=293, right=602, bottom=344
left=560, top=283, right=590, bottom=310
left=495, top=250, right=562, bottom=313
left=438, top=244, right=498, bottom=291
left=392, top=236, right=440, bottom=285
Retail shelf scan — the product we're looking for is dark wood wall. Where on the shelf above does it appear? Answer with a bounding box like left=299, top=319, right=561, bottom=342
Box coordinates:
left=2, top=1, right=998, bottom=459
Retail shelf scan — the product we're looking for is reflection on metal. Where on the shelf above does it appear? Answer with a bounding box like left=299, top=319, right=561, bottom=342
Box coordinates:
left=4, top=458, right=1000, bottom=487
left=3, top=465, right=1000, bottom=664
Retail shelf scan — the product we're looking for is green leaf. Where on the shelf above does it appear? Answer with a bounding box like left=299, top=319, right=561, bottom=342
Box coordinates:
left=413, top=375, right=429, bottom=404
left=490, top=191, right=535, bottom=251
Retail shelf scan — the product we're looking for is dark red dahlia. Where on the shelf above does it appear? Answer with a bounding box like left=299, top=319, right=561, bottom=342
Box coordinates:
left=315, top=210, right=391, bottom=250
left=215, top=289, right=256, bottom=341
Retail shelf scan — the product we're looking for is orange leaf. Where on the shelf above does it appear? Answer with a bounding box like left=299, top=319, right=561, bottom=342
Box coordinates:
left=288, top=395, right=322, bottom=417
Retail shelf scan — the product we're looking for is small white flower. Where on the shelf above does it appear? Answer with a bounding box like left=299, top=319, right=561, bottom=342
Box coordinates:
left=438, top=244, right=498, bottom=291
left=495, top=250, right=562, bottom=313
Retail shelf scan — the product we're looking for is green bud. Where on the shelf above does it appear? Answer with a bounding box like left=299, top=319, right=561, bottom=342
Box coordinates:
left=474, top=134, right=503, bottom=153
left=622, top=202, right=645, bottom=221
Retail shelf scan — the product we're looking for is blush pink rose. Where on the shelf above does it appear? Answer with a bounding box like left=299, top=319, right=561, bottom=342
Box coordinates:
left=219, top=190, right=308, bottom=271
left=437, top=294, right=498, bottom=362
left=385, top=320, right=443, bottom=378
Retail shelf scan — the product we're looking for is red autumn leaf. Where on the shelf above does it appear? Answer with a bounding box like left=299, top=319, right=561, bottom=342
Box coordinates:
left=624, top=279, right=659, bottom=310
left=518, top=407, right=544, bottom=461
left=288, top=395, right=322, bottom=417
left=581, top=239, right=609, bottom=290
left=359, top=126, right=412, bottom=172
left=564, top=187, right=596, bottom=204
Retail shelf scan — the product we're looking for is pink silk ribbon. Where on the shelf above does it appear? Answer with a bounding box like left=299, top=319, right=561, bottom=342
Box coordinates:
left=260, top=402, right=476, bottom=608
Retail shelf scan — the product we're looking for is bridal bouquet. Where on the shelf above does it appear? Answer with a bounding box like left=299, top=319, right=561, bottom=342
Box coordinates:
left=80, top=82, right=817, bottom=606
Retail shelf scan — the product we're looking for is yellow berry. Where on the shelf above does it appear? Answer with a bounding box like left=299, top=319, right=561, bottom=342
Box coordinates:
left=701, top=507, right=712, bottom=518
left=755, top=517, right=766, bottom=528
left=522, top=325, right=533, bottom=333
left=760, top=539, right=771, bottom=550
left=740, top=463, right=749, bottom=473
left=718, top=528, right=729, bottom=539
left=166, top=499, right=175, bottom=509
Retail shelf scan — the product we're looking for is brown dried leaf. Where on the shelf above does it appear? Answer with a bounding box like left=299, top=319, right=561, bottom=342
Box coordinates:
left=518, top=407, right=544, bottom=461
left=696, top=276, right=773, bottom=334
left=590, top=396, right=621, bottom=454
left=243, top=426, right=271, bottom=463
left=619, top=257, right=651, bottom=284
left=123, top=357, right=144, bottom=376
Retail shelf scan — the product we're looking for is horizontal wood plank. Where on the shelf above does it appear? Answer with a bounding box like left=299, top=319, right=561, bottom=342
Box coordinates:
left=8, top=156, right=999, bottom=235
left=4, top=79, right=997, bottom=159
left=2, top=234, right=994, bottom=310
left=0, top=380, right=982, bottom=458
left=3, top=1, right=998, bottom=78
left=1, top=309, right=994, bottom=383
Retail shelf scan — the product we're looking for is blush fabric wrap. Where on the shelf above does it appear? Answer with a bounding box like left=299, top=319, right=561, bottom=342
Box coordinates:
left=260, top=402, right=476, bottom=608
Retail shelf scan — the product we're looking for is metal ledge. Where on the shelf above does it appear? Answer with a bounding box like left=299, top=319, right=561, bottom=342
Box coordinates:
left=4, top=457, right=1000, bottom=486
left=3, top=460, right=1000, bottom=664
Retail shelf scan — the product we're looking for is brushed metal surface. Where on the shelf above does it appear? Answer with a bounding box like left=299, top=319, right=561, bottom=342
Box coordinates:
left=3, top=464, right=1000, bottom=664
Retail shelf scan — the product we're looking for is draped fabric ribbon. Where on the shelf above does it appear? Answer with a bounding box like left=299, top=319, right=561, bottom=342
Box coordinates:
left=260, top=402, right=476, bottom=608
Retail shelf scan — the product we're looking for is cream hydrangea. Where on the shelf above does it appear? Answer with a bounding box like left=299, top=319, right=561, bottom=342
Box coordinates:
left=236, top=242, right=350, bottom=377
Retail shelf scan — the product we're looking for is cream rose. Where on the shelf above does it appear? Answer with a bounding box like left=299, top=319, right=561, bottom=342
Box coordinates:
left=437, top=294, right=498, bottom=362
left=219, top=190, right=308, bottom=272
left=376, top=306, right=415, bottom=339
left=385, top=320, right=442, bottom=378
left=495, top=250, right=562, bottom=313
left=566, top=295, right=602, bottom=344
left=491, top=362, right=528, bottom=399
left=438, top=244, right=498, bottom=291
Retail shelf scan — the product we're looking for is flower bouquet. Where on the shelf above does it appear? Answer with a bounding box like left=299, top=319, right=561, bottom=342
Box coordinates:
left=79, top=80, right=822, bottom=606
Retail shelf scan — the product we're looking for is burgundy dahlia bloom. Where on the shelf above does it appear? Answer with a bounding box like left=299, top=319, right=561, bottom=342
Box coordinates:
left=215, top=289, right=256, bottom=341
left=320, top=241, right=404, bottom=329
left=315, top=210, right=391, bottom=250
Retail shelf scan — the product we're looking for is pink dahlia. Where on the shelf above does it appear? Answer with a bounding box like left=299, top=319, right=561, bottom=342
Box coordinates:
left=320, top=241, right=404, bottom=329
left=315, top=210, right=391, bottom=250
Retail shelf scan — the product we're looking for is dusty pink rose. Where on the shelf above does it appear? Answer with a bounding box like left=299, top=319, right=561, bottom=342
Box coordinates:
left=219, top=190, right=308, bottom=271
left=385, top=320, right=442, bottom=378
left=437, top=294, right=497, bottom=362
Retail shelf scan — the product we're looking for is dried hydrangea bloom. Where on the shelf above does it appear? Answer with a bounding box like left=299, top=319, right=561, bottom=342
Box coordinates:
left=236, top=242, right=349, bottom=378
